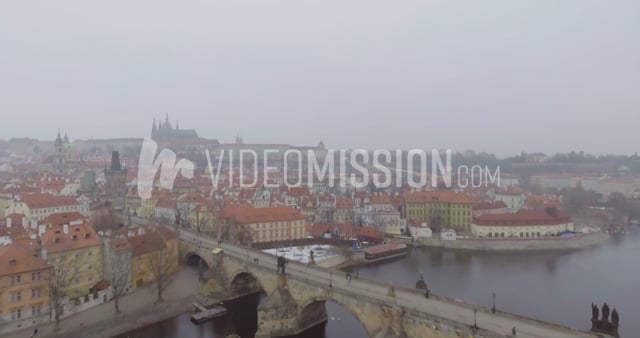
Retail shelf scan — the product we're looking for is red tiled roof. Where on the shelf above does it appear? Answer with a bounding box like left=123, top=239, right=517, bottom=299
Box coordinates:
left=17, top=193, right=78, bottom=209
left=473, top=201, right=507, bottom=210
left=232, top=205, right=305, bottom=224
left=155, top=198, right=177, bottom=209
left=305, top=223, right=384, bottom=242
left=335, top=197, right=353, bottom=209
left=404, top=191, right=472, bottom=204
left=473, top=210, right=570, bottom=226
left=39, top=212, right=84, bottom=226
left=0, top=243, right=50, bottom=277
left=5, top=213, right=27, bottom=227
left=370, top=195, right=392, bottom=205
left=178, top=193, right=206, bottom=203
left=41, top=217, right=102, bottom=253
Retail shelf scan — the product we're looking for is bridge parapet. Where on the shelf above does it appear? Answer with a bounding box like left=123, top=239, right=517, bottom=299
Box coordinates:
left=179, top=235, right=601, bottom=338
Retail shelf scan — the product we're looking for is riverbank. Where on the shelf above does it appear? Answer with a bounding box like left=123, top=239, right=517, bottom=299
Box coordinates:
left=3, top=268, right=199, bottom=338
left=394, top=231, right=609, bottom=251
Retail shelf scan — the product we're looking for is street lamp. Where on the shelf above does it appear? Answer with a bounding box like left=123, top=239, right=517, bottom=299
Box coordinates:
left=492, top=292, right=496, bottom=313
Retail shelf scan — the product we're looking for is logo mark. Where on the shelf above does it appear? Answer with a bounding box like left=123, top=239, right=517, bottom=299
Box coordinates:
left=137, top=138, right=194, bottom=199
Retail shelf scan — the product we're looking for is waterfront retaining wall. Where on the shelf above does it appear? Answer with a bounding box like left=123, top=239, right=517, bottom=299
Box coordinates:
left=422, top=231, right=609, bottom=251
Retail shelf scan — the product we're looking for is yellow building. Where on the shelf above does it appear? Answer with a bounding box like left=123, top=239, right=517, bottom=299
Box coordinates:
left=404, top=191, right=473, bottom=231
left=128, top=226, right=179, bottom=288
left=0, top=241, right=51, bottom=325
left=40, top=212, right=103, bottom=299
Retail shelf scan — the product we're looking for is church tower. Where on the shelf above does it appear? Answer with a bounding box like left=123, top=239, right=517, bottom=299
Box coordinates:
left=104, top=151, right=128, bottom=210
left=53, top=131, right=71, bottom=174
left=152, top=119, right=158, bottom=139
left=55, top=131, right=63, bottom=155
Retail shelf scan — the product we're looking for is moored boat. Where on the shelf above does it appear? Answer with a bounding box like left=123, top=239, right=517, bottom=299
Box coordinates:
left=363, top=243, right=408, bottom=262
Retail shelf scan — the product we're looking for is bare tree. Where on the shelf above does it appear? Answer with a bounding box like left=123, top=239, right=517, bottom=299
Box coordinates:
left=109, top=253, right=130, bottom=314
left=148, top=247, right=178, bottom=303
left=49, top=261, right=78, bottom=330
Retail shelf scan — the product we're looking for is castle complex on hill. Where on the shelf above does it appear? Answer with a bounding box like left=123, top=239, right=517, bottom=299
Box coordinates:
left=151, top=114, right=199, bottom=142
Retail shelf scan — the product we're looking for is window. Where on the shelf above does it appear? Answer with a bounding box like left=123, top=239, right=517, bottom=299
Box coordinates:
left=11, top=292, right=22, bottom=302
left=11, top=275, right=22, bottom=285
left=32, top=288, right=41, bottom=299
left=32, top=271, right=41, bottom=281
left=11, top=308, right=21, bottom=320
left=32, top=305, right=42, bottom=317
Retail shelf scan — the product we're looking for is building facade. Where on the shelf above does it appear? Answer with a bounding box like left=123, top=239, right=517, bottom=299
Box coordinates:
left=471, top=209, right=574, bottom=238
left=0, top=242, right=51, bottom=327
left=40, top=213, right=103, bottom=299
left=6, top=193, right=81, bottom=222
left=404, top=191, right=473, bottom=231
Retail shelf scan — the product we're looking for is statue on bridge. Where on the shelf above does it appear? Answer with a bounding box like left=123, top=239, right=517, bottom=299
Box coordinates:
left=612, top=308, right=619, bottom=326
left=602, top=302, right=610, bottom=321
left=415, top=272, right=427, bottom=290
left=277, top=255, right=288, bottom=274
left=590, top=302, right=619, bottom=337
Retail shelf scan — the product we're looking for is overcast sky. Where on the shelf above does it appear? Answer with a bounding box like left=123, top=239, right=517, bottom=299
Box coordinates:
left=1, top=0, right=638, bottom=156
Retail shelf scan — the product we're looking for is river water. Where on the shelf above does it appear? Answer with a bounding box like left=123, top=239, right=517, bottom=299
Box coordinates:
left=120, top=230, right=640, bottom=337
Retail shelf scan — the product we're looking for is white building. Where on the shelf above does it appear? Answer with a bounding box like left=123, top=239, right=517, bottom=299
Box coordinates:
left=409, top=222, right=432, bottom=240
left=441, top=228, right=457, bottom=240
left=6, top=193, right=81, bottom=222
left=472, top=209, right=574, bottom=238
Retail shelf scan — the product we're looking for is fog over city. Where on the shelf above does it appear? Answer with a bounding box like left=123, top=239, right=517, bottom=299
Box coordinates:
left=1, top=0, right=638, bottom=156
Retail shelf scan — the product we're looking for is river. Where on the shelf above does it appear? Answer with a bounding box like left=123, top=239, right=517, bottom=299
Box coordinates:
left=120, top=229, right=640, bottom=337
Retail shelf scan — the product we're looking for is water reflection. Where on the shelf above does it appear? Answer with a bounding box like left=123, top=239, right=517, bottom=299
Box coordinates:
left=118, top=294, right=368, bottom=338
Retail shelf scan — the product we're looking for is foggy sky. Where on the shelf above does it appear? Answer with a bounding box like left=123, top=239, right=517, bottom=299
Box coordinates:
left=1, top=0, right=639, bottom=156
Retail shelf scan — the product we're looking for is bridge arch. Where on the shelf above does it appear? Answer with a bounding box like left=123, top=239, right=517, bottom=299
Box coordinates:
left=185, top=252, right=210, bottom=269
left=229, top=270, right=263, bottom=298
left=297, top=296, right=371, bottom=337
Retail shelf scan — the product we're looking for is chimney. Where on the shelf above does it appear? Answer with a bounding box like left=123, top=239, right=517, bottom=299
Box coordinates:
left=38, top=225, right=46, bottom=237
left=22, top=217, right=28, bottom=229
left=41, top=248, right=47, bottom=260
left=30, top=219, right=37, bottom=229
left=63, top=224, right=69, bottom=234
left=6, top=217, right=11, bottom=228
left=138, top=227, right=145, bottom=236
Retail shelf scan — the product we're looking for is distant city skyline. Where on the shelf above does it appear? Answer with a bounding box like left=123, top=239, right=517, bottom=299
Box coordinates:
left=2, top=0, right=639, bottom=156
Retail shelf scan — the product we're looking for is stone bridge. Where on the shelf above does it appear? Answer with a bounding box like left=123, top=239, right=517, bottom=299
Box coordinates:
left=178, top=232, right=604, bottom=338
